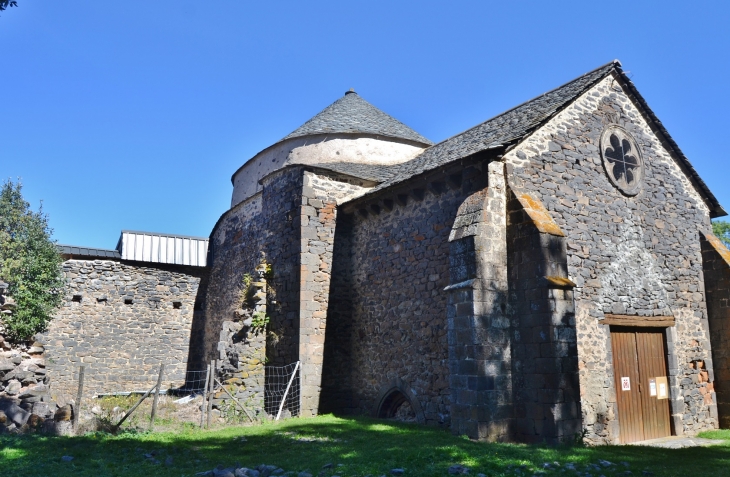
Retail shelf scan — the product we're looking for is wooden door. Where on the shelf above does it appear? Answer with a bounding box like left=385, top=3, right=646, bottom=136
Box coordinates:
left=610, top=327, right=671, bottom=443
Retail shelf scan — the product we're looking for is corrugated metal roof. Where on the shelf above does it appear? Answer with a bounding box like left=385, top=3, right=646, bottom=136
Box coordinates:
left=116, top=231, right=208, bottom=267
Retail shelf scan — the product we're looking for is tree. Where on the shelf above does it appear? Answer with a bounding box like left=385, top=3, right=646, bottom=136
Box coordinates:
left=714, top=220, right=730, bottom=249
left=0, top=1, right=18, bottom=12
left=0, top=179, right=64, bottom=340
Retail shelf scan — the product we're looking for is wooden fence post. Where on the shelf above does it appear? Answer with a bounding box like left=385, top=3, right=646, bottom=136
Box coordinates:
left=206, top=359, right=216, bottom=428
left=112, top=384, right=157, bottom=432
left=149, top=364, right=165, bottom=431
left=73, top=365, right=85, bottom=432
left=200, top=363, right=210, bottom=429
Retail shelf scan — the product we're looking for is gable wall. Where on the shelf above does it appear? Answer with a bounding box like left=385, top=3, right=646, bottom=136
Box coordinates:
left=504, top=75, right=717, bottom=443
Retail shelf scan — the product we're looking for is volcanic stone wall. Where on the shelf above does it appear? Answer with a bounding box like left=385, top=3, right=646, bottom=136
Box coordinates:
left=506, top=188, right=581, bottom=443
left=41, top=259, right=205, bottom=400
left=321, top=162, right=488, bottom=426
left=205, top=168, right=303, bottom=371
left=445, top=162, right=512, bottom=441
left=298, top=171, right=371, bottom=416
left=701, top=232, right=730, bottom=427
left=205, top=166, right=373, bottom=417
left=504, top=74, right=717, bottom=443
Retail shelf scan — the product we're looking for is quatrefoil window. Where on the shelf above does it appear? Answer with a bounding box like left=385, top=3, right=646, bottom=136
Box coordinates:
left=600, top=126, right=643, bottom=195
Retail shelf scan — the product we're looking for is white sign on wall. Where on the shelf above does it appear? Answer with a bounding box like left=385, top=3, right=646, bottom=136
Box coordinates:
left=621, top=377, right=631, bottom=391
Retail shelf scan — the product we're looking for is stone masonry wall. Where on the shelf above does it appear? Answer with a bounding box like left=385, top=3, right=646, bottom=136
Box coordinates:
left=41, top=259, right=206, bottom=400
left=701, top=232, right=730, bottom=427
left=205, top=167, right=303, bottom=373
left=504, top=74, right=717, bottom=443
left=322, top=161, right=488, bottom=426
left=298, top=171, right=370, bottom=416
left=446, top=162, right=512, bottom=441
left=204, top=192, right=265, bottom=371
left=506, top=188, right=581, bottom=443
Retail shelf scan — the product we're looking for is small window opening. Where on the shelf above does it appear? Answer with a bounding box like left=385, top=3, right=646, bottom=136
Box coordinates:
left=172, top=301, right=182, bottom=309
left=124, top=297, right=134, bottom=305
left=72, top=295, right=82, bottom=303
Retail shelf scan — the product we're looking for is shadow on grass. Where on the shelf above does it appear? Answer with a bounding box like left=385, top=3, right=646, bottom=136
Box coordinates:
left=2, top=416, right=730, bottom=477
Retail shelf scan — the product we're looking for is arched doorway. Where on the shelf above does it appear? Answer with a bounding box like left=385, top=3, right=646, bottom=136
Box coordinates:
left=374, top=381, right=425, bottom=424
left=378, top=389, right=416, bottom=421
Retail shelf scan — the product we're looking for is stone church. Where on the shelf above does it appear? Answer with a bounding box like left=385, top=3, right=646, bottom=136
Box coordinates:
left=30, top=60, right=730, bottom=445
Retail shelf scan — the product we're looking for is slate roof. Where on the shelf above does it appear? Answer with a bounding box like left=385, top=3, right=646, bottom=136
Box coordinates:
left=308, top=162, right=399, bottom=183
left=58, top=244, right=121, bottom=260
left=355, top=60, right=725, bottom=217
left=366, top=62, right=618, bottom=195
left=282, top=91, right=433, bottom=146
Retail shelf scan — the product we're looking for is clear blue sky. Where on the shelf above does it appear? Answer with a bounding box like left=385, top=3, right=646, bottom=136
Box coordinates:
left=2, top=1, right=728, bottom=248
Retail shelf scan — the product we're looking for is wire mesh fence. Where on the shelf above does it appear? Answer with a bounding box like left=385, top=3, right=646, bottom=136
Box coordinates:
left=264, top=361, right=300, bottom=419
left=63, top=359, right=301, bottom=434
left=172, top=369, right=210, bottom=396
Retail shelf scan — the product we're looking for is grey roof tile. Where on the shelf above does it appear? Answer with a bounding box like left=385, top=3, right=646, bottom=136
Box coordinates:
left=308, top=162, right=399, bottom=183
left=58, top=244, right=121, bottom=260
left=366, top=62, right=619, bottom=195
left=354, top=60, right=724, bottom=218
left=283, top=91, right=433, bottom=146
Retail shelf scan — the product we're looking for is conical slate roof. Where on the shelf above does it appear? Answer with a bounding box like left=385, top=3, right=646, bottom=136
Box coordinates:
left=282, top=91, right=433, bottom=146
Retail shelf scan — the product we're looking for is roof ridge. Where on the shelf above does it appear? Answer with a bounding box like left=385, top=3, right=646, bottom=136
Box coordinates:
left=361, top=61, right=619, bottom=195
left=427, top=60, right=622, bottom=150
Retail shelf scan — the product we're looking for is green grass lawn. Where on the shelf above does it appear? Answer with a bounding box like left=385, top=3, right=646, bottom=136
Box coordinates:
left=2, top=416, right=730, bottom=476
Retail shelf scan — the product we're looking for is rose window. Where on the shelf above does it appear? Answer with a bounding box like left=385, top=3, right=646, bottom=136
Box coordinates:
left=600, top=126, right=644, bottom=195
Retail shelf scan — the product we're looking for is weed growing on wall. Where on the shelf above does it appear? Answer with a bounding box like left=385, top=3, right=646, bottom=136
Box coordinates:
left=0, top=179, right=64, bottom=340
left=250, top=311, right=270, bottom=335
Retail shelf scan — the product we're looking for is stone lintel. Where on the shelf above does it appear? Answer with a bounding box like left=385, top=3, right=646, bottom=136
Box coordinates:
left=599, top=314, right=676, bottom=327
